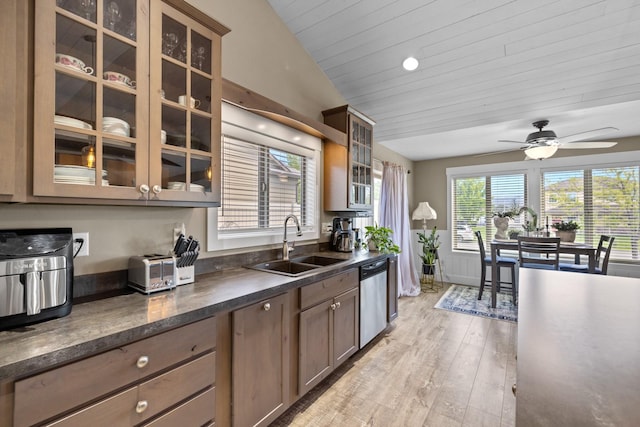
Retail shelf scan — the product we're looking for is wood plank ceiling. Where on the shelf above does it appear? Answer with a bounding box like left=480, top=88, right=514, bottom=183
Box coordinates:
left=267, top=0, right=640, bottom=160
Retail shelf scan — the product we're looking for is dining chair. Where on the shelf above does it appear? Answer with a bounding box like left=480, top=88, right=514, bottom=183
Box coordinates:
left=560, top=235, right=615, bottom=275
left=475, top=231, right=518, bottom=304
left=517, top=236, right=561, bottom=270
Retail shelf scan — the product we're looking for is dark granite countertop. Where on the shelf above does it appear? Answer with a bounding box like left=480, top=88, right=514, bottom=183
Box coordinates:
left=0, top=251, right=386, bottom=380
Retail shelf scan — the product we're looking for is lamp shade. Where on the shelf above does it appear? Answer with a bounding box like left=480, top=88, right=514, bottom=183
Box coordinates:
left=524, top=144, right=558, bottom=160
left=412, top=202, right=437, bottom=221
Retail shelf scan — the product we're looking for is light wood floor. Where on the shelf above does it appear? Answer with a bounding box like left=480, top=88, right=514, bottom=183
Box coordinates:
left=272, top=284, right=517, bottom=427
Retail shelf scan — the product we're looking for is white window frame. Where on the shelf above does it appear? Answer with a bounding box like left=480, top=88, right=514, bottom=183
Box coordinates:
left=206, top=103, right=321, bottom=252
left=447, top=150, right=640, bottom=257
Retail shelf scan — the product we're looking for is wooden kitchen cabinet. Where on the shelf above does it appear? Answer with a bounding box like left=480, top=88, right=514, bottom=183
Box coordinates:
left=12, top=316, right=217, bottom=427
left=298, top=269, right=359, bottom=395
left=32, top=0, right=228, bottom=206
left=387, top=255, right=398, bottom=321
left=232, top=293, right=290, bottom=427
left=322, top=105, right=375, bottom=212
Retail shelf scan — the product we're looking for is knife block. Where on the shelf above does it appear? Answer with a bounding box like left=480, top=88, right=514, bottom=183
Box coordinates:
left=176, top=265, right=195, bottom=286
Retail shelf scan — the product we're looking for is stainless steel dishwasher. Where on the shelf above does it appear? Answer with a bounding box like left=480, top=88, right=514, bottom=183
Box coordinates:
left=360, top=259, right=388, bottom=347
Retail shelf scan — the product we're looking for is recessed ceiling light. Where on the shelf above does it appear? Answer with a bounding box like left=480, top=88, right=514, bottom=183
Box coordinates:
left=402, top=57, right=419, bottom=71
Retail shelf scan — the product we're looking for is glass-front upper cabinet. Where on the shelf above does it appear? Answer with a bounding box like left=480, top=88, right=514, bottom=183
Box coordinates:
left=34, top=0, right=149, bottom=201
left=349, top=115, right=372, bottom=208
left=33, top=0, right=226, bottom=205
left=148, top=3, right=222, bottom=204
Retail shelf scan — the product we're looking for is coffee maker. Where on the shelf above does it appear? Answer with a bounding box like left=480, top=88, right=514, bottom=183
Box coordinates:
left=330, top=218, right=355, bottom=252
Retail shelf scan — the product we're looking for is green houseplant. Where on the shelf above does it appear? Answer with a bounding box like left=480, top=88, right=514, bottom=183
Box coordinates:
left=552, top=220, right=580, bottom=242
left=417, top=226, right=440, bottom=274
left=364, top=224, right=401, bottom=254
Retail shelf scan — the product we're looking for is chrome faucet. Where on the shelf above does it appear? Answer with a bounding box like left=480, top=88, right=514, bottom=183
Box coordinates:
left=283, top=214, right=302, bottom=260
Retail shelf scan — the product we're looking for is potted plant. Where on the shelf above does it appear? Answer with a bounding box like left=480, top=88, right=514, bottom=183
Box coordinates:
left=417, top=226, right=440, bottom=275
left=508, top=229, right=521, bottom=240
left=363, top=224, right=401, bottom=254
left=552, top=220, right=580, bottom=242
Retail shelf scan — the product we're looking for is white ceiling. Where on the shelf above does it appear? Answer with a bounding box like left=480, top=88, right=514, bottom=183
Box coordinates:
left=267, top=0, right=640, bottom=160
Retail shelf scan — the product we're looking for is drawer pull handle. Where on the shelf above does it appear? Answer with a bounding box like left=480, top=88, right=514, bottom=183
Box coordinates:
left=136, top=400, right=148, bottom=413
left=136, top=355, right=149, bottom=368
left=263, top=302, right=271, bottom=311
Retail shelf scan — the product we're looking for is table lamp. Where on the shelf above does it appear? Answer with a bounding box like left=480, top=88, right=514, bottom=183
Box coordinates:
left=412, top=202, right=437, bottom=233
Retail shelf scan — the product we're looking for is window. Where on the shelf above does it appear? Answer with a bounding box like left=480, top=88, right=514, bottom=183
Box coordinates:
left=448, top=151, right=640, bottom=264
left=452, top=173, right=526, bottom=250
left=206, top=103, right=320, bottom=251
left=542, top=166, right=640, bottom=261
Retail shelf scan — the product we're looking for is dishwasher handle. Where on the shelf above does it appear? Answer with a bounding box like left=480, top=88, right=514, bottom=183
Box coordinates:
left=360, top=259, right=387, bottom=280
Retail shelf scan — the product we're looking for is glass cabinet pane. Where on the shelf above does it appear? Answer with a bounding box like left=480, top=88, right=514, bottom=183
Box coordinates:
left=191, top=155, right=211, bottom=192
left=191, top=72, right=211, bottom=113
left=162, top=60, right=187, bottom=103
left=56, top=14, right=96, bottom=77
left=162, top=15, right=186, bottom=62
left=103, top=35, right=137, bottom=88
left=103, top=88, right=135, bottom=137
left=103, top=0, right=137, bottom=40
left=161, top=150, right=186, bottom=190
left=54, top=134, right=101, bottom=185
left=191, top=30, right=211, bottom=74
left=162, top=106, right=187, bottom=148
left=191, top=115, right=211, bottom=152
left=57, top=0, right=97, bottom=24
left=56, top=73, right=96, bottom=128
left=103, top=139, right=136, bottom=187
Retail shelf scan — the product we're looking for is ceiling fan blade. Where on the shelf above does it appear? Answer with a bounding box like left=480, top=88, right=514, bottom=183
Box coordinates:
left=558, top=127, right=619, bottom=144
left=559, top=141, right=618, bottom=149
left=498, top=139, right=527, bottom=144
left=474, top=147, right=524, bottom=157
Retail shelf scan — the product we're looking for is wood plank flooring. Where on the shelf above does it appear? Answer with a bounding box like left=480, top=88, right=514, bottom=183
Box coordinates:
left=271, top=284, right=517, bottom=427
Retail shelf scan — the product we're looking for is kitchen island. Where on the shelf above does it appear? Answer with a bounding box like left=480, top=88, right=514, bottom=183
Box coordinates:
left=516, top=268, right=640, bottom=426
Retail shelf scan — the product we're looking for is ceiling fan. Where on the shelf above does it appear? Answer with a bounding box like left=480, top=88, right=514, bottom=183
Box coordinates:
left=498, top=120, right=618, bottom=160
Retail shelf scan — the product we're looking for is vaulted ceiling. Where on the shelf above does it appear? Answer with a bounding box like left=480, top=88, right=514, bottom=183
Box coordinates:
left=267, top=0, right=640, bottom=160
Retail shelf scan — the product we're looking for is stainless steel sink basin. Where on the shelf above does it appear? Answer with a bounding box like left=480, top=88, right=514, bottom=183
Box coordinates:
left=290, top=255, right=345, bottom=266
left=248, top=255, right=346, bottom=276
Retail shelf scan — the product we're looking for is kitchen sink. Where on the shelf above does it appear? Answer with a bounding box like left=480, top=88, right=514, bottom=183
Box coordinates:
left=248, top=255, right=346, bottom=276
left=290, top=255, right=345, bottom=266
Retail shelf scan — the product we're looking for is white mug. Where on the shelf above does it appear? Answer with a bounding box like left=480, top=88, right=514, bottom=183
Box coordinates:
left=178, top=95, right=201, bottom=109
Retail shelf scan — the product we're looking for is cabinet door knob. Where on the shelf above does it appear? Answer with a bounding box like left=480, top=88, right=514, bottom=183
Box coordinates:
left=136, top=355, right=149, bottom=368
left=152, top=185, right=162, bottom=194
left=136, top=400, right=148, bottom=413
left=336, top=301, right=341, bottom=309
left=139, top=184, right=150, bottom=194
left=263, top=302, right=271, bottom=311
left=330, top=303, right=337, bottom=310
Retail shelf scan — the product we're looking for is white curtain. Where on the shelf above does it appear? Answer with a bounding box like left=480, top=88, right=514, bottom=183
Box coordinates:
left=379, top=162, right=421, bottom=297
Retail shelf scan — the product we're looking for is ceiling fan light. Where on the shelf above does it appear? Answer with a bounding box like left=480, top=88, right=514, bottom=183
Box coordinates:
left=402, top=57, right=419, bottom=71
left=525, top=145, right=558, bottom=160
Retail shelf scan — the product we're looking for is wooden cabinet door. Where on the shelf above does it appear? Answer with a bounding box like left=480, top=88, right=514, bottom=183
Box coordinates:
left=387, top=255, right=398, bottom=321
left=347, top=114, right=373, bottom=209
left=333, top=287, right=359, bottom=368
left=232, top=293, right=290, bottom=427
left=298, top=299, right=333, bottom=395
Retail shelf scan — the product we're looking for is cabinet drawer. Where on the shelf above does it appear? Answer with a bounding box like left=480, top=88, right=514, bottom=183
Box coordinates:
left=14, top=317, right=216, bottom=427
left=300, top=269, right=358, bottom=310
left=143, top=387, right=215, bottom=427
left=44, top=353, right=215, bottom=427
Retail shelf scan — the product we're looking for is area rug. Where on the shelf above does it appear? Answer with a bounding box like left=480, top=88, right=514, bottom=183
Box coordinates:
left=434, top=284, right=518, bottom=323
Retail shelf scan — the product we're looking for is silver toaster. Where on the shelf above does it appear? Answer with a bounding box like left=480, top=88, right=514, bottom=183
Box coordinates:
left=128, top=254, right=177, bottom=294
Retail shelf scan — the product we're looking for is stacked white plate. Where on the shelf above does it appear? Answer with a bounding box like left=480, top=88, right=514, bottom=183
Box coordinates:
left=167, top=182, right=204, bottom=192
left=54, top=165, right=108, bottom=186
left=54, top=115, right=93, bottom=130
left=102, top=117, right=130, bottom=137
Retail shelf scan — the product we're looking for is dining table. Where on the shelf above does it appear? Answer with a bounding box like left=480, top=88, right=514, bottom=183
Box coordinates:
left=489, top=238, right=597, bottom=308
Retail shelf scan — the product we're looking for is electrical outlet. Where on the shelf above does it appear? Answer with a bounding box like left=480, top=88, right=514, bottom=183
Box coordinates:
left=322, top=223, right=333, bottom=233
left=73, top=232, right=89, bottom=257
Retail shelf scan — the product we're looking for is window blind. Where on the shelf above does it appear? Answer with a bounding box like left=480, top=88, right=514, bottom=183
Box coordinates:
left=218, top=134, right=316, bottom=232
left=542, top=166, right=640, bottom=261
left=452, top=173, right=526, bottom=250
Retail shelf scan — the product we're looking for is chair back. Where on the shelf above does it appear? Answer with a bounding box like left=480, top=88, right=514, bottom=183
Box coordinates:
left=517, top=236, right=561, bottom=269
left=475, top=231, right=486, bottom=259
left=597, top=235, right=615, bottom=275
